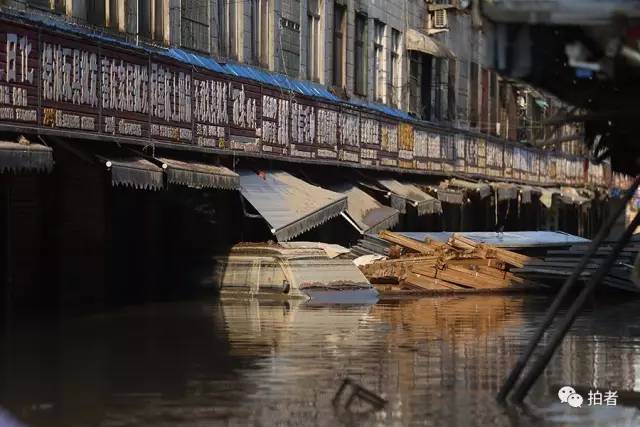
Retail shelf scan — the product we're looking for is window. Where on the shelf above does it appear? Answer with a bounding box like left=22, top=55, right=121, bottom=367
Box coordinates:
left=26, top=0, right=51, bottom=9
left=389, top=29, right=400, bottom=107
left=86, top=0, right=106, bottom=26
left=307, top=0, right=323, bottom=81
left=433, top=58, right=443, bottom=120
left=409, top=52, right=421, bottom=116
left=250, top=0, right=271, bottom=66
left=332, top=3, right=346, bottom=87
left=354, top=13, right=368, bottom=96
left=373, top=20, right=385, bottom=102
left=409, top=52, right=435, bottom=120
left=447, top=59, right=456, bottom=121
left=182, top=0, right=210, bottom=53
left=481, top=68, right=489, bottom=133
left=218, top=0, right=239, bottom=58
left=139, top=0, right=167, bottom=42
left=489, top=71, right=498, bottom=135
left=469, top=62, right=479, bottom=127
left=74, top=0, right=123, bottom=30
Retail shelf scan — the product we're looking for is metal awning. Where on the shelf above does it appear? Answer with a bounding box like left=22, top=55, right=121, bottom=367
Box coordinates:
left=405, top=29, right=455, bottom=59
left=329, top=183, right=399, bottom=234
left=376, top=179, right=442, bottom=215
left=239, top=170, right=348, bottom=242
left=560, top=187, right=591, bottom=206
left=53, top=139, right=163, bottom=190
left=540, top=188, right=561, bottom=208
left=96, top=155, right=164, bottom=191
left=437, top=187, right=465, bottom=204
left=520, top=185, right=543, bottom=204
left=157, top=157, right=239, bottom=190
left=448, top=179, right=492, bottom=199
left=491, top=182, right=519, bottom=201
left=0, top=138, right=53, bottom=174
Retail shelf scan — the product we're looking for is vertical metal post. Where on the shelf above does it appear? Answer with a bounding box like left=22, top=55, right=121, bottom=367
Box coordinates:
left=511, top=208, right=640, bottom=402
left=497, top=175, right=640, bottom=403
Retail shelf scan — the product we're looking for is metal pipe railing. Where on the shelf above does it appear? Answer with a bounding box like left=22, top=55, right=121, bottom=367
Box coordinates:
left=511, top=207, right=640, bottom=402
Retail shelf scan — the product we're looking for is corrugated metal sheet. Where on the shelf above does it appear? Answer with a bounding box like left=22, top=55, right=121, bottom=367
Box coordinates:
left=376, top=179, right=442, bottom=216
left=164, top=48, right=226, bottom=73
left=396, top=231, right=590, bottom=248
left=0, top=140, right=53, bottom=174
left=158, top=157, right=239, bottom=190
left=329, top=183, right=399, bottom=234
left=239, top=170, right=348, bottom=242
left=96, top=155, right=164, bottom=191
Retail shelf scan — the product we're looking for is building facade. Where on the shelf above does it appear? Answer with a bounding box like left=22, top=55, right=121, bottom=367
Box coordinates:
left=0, top=0, right=621, bottom=310
left=1, top=0, right=584, bottom=160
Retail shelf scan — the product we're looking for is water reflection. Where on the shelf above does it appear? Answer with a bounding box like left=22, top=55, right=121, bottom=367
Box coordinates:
left=1, top=296, right=640, bottom=426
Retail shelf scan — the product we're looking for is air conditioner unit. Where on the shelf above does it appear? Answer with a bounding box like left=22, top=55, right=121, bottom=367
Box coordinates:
left=433, top=9, right=448, bottom=28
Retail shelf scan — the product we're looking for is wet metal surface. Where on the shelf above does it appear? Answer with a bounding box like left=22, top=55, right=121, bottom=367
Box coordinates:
left=2, top=295, right=640, bottom=426
left=397, top=231, right=591, bottom=248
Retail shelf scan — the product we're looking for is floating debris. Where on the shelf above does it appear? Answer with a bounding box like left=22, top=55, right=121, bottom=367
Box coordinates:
left=333, top=378, right=387, bottom=411
left=358, top=231, right=544, bottom=295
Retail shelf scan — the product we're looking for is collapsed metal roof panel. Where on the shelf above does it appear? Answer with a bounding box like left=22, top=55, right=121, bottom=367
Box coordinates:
left=376, top=178, right=442, bottom=216
left=328, top=183, right=400, bottom=234
left=239, top=170, right=348, bottom=242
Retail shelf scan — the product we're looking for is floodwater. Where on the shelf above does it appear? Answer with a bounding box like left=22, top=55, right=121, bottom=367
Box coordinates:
left=2, top=295, right=640, bottom=426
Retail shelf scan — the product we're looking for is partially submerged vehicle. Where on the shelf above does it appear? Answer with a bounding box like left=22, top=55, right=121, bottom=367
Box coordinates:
left=211, top=243, right=379, bottom=302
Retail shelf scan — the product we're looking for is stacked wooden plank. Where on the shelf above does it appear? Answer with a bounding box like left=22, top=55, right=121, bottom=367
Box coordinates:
left=360, top=231, right=543, bottom=294
left=511, top=241, right=640, bottom=293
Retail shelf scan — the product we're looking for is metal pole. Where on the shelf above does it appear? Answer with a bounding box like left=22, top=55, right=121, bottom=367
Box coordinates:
left=511, top=208, right=640, bottom=403
left=496, top=175, right=640, bottom=403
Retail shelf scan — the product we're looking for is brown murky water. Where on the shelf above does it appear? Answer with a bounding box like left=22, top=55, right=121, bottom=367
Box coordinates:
left=2, top=295, right=640, bottom=426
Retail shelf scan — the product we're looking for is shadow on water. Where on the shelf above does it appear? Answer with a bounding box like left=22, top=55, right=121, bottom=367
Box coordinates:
left=2, top=295, right=640, bottom=426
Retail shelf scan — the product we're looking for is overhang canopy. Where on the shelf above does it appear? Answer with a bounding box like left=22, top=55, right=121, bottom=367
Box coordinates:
left=520, top=185, right=543, bottom=204
left=448, top=179, right=492, bottom=199
left=239, top=170, right=348, bottom=242
left=96, top=155, right=164, bottom=191
left=540, top=188, right=561, bottom=208
left=406, top=29, right=455, bottom=59
left=437, top=187, right=465, bottom=205
left=376, top=179, right=442, bottom=215
left=560, top=187, right=591, bottom=206
left=54, top=139, right=163, bottom=190
left=329, top=183, right=400, bottom=234
left=157, top=157, right=239, bottom=190
left=0, top=137, right=53, bottom=174
left=491, top=182, right=519, bottom=201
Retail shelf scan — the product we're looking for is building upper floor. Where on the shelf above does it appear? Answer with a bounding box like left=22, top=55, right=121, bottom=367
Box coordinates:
left=1, top=0, right=584, bottom=155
